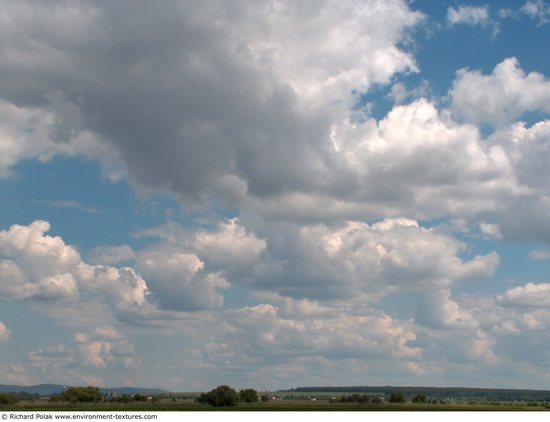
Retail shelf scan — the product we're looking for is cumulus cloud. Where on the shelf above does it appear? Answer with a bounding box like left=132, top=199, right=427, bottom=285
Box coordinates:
left=450, top=58, right=550, bottom=127
left=0, top=220, right=229, bottom=319
left=415, top=289, right=478, bottom=330
left=197, top=303, right=419, bottom=371
left=0, top=0, right=422, bottom=206
left=2, top=0, right=550, bottom=390
left=250, top=218, right=499, bottom=301
left=252, top=98, right=518, bottom=222
left=497, top=282, right=550, bottom=307
left=0, top=221, right=81, bottom=301
left=24, top=329, right=138, bottom=385
left=75, top=327, right=138, bottom=369
left=0, top=1, right=548, bottom=233
left=131, top=218, right=267, bottom=310
left=193, top=219, right=266, bottom=278
left=137, top=250, right=228, bottom=311
left=484, top=120, right=550, bottom=242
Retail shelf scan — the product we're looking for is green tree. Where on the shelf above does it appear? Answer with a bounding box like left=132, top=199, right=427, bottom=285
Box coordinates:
left=196, top=385, right=239, bottom=407
left=132, top=394, right=147, bottom=402
left=0, top=393, right=19, bottom=405
left=389, top=392, right=406, bottom=403
left=239, top=388, right=259, bottom=403
left=53, top=386, right=103, bottom=403
left=412, top=394, right=427, bottom=403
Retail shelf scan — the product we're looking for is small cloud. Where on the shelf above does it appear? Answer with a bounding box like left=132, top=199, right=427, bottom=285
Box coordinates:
left=88, top=245, right=136, bottom=265
left=521, top=0, right=550, bottom=25
left=498, top=8, right=515, bottom=19
left=529, top=249, right=550, bottom=261
left=479, top=222, right=503, bottom=240
left=0, top=321, right=12, bottom=344
left=447, top=5, right=490, bottom=26
left=34, top=199, right=101, bottom=214
left=446, top=5, right=499, bottom=37
left=387, top=80, right=432, bottom=105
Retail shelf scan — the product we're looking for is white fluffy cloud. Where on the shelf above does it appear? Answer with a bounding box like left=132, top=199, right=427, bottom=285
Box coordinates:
left=0, top=220, right=223, bottom=319
left=20, top=327, right=138, bottom=386
left=250, top=218, right=499, bottom=301
left=1, top=0, right=550, bottom=390
left=193, top=219, right=266, bottom=279
left=74, top=326, right=138, bottom=369
left=132, top=218, right=267, bottom=311
left=195, top=303, right=419, bottom=376
left=450, top=58, right=550, bottom=127
left=250, top=98, right=518, bottom=223
left=0, top=221, right=80, bottom=301
left=137, top=250, right=228, bottom=311
left=0, top=2, right=548, bottom=235
left=497, top=282, right=550, bottom=307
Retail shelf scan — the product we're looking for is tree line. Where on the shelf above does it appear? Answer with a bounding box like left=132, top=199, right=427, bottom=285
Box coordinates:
left=0, top=391, right=40, bottom=405
left=196, top=385, right=269, bottom=406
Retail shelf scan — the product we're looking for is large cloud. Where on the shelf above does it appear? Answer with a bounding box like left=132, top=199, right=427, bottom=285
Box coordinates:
left=1, top=2, right=549, bottom=232
left=0, top=0, right=422, bottom=205
left=251, top=98, right=518, bottom=222
left=248, top=218, right=499, bottom=301
left=186, top=302, right=420, bottom=388
left=483, top=120, right=550, bottom=242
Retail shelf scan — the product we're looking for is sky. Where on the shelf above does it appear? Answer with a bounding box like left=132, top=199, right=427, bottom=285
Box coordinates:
left=0, top=0, right=550, bottom=392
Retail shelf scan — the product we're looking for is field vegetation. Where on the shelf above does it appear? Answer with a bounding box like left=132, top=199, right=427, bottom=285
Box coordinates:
left=1, top=385, right=550, bottom=411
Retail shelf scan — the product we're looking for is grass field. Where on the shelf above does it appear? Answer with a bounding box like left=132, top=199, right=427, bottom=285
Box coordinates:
left=1, top=399, right=549, bottom=412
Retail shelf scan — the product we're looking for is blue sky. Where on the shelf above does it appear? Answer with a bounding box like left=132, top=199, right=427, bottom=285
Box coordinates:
left=1, top=0, right=550, bottom=391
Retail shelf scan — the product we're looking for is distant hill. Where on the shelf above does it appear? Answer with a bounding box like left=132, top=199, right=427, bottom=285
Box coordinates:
left=287, top=386, right=550, bottom=402
left=0, top=384, right=169, bottom=397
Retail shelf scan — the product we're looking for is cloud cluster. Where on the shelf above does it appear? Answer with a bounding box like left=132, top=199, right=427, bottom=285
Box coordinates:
left=0, top=221, right=171, bottom=318
left=0, top=0, right=550, bottom=390
left=0, top=1, right=548, bottom=236
left=0, top=219, right=263, bottom=318
left=17, top=326, right=138, bottom=387
left=250, top=218, right=499, bottom=301
left=0, top=0, right=423, bottom=204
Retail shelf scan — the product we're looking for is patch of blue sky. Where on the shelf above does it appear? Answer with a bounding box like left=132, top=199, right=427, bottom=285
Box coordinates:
left=1, top=158, right=141, bottom=250
left=0, top=157, right=235, bottom=255
left=0, top=302, right=75, bottom=363
left=411, top=0, right=549, bottom=84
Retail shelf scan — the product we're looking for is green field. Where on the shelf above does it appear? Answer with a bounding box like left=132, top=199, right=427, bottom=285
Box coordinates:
left=2, top=399, right=549, bottom=412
